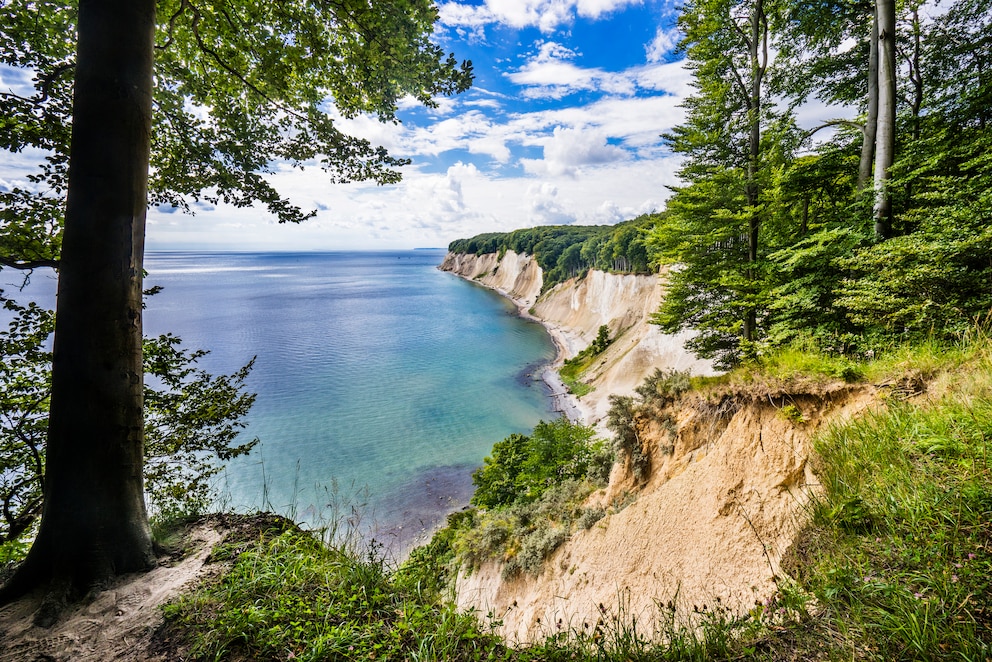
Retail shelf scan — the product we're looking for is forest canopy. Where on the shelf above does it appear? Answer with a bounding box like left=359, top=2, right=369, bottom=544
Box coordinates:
left=447, top=215, right=656, bottom=290
left=448, top=0, right=992, bottom=369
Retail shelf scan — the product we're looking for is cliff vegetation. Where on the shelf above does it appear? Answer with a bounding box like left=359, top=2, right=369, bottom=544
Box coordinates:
left=152, top=337, right=990, bottom=660
left=447, top=215, right=655, bottom=291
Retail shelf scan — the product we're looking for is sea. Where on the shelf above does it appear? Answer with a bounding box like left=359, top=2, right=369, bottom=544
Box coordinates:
left=3, top=250, right=558, bottom=554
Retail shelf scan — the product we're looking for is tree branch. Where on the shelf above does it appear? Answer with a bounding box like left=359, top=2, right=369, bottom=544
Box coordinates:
left=0, top=256, right=59, bottom=270
left=800, top=119, right=866, bottom=142
left=0, top=62, right=74, bottom=106
left=187, top=2, right=312, bottom=126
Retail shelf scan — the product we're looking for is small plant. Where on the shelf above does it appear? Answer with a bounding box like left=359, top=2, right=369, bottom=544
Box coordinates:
left=577, top=507, right=606, bottom=530
left=591, top=324, right=611, bottom=354
left=606, top=395, right=650, bottom=480
left=558, top=326, right=616, bottom=395
left=779, top=403, right=806, bottom=424
left=516, top=524, right=568, bottom=574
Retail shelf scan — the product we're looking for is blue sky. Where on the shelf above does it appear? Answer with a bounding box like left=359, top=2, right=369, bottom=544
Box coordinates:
left=1, top=0, right=842, bottom=251
left=146, top=0, right=693, bottom=250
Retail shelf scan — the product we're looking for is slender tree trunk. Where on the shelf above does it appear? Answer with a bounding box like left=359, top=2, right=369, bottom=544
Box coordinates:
left=0, top=0, right=157, bottom=622
left=874, top=0, right=897, bottom=239
left=858, top=8, right=879, bottom=191
left=743, top=0, right=765, bottom=345
left=908, top=7, right=923, bottom=141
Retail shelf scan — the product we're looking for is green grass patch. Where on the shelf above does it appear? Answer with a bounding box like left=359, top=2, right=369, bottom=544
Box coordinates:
left=792, top=355, right=992, bottom=658
left=561, top=372, right=593, bottom=397
left=559, top=325, right=613, bottom=396
left=163, top=524, right=511, bottom=661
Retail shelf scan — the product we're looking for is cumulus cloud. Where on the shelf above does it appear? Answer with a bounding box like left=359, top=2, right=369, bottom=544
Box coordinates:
left=645, top=26, right=681, bottom=62
left=144, top=152, right=685, bottom=251
left=527, top=182, right=575, bottom=224
left=439, top=0, right=642, bottom=33
left=522, top=126, right=627, bottom=176
left=402, top=163, right=473, bottom=214
left=507, top=41, right=689, bottom=100
left=505, top=41, right=635, bottom=99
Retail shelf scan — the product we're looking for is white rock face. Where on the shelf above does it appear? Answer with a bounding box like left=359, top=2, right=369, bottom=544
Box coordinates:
left=440, top=250, right=714, bottom=429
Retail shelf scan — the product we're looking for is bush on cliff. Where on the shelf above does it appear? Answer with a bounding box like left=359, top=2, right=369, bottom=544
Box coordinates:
left=470, top=418, right=611, bottom=509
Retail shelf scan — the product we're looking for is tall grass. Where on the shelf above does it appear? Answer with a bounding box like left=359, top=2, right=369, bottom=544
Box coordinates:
left=163, top=523, right=512, bottom=661
left=801, top=349, right=992, bottom=659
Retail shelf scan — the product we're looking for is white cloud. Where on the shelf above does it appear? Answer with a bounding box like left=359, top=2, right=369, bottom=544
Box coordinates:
left=645, top=26, right=681, bottom=62
left=527, top=182, right=574, bottom=224
left=144, top=152, right=683, bottom=251
left=576, top=0, right=642, bottom=19
left=439, top=0, right=643, bottom=33
left=522, top=126, right=627, bottom=176
left=508, top=42, right=605, bottom=98
left=464, top=98, right=504, bottom=110
left=328, top=63, right=688, bottom=176
left=507, top=42, right=689, bottom=100
left=0, top=64, right=36, bottom=98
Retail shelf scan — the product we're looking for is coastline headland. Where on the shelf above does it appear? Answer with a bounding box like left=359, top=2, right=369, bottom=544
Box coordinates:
left=438, top=249, right=713, bottom=431
left=437, top=249, right=868, bottom=644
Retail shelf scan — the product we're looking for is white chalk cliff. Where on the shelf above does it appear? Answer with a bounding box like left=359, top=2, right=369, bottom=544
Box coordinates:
left=439, top=250, right=713, bottom=428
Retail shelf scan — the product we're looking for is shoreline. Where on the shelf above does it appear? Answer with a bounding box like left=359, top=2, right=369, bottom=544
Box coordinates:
left=381, top=267, right=591, bottom=561
left=441, top=268, right=589, bottom=426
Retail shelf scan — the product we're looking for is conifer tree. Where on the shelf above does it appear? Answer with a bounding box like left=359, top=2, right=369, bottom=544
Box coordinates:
left=648, top=0, right=796, bottom=367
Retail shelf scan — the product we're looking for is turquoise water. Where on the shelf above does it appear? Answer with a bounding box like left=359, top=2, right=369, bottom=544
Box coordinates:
left=140, top=250, right=556, bottom=550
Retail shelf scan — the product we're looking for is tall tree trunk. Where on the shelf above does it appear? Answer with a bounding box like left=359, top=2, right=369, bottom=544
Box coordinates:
left=873, top=0, right=897, bottom=239
left=0, top=0, right=157, bottom=622
left=908, top=7, right=923, bottom=141
left=858, top=8, right=879, bottom=191
left=743, top=0, right=765, bottom=345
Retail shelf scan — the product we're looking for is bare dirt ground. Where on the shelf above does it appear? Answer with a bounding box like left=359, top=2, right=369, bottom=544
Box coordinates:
left=0, top=513, right=281, bottom=662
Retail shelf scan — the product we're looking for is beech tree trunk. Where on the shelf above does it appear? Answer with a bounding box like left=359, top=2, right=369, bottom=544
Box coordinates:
left=873, top=0, right=897, bottom=239
left=0, top=0, right=157, bottom=621
left=858, top=9, right=879, bottom=191
left=743, top=0, right=766, bottom=344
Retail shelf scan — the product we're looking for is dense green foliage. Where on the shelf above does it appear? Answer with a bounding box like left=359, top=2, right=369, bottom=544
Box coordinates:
left=0, top=0, right=473, bottom=269
left=647, top=0, right=992, bottom=368
left=0, top=292, right=257, bottom=553
left=448, top=215, right=655, bottom=290
left=411, top=418, right=614, bottom=578
left=470, top=418, right=611, bottom=509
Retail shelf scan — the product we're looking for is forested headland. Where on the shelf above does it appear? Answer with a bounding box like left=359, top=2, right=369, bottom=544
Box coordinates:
left=447, top=215, right=655, bottom=290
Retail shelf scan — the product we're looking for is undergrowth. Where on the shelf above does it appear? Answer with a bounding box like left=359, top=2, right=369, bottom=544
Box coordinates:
left=796, top=373, right=992, bottom=658
left=162, top=334, right=992, bottom=660
left=559, top=324, right=613, bottom=396
left=163, top=523, right=511, bottom=661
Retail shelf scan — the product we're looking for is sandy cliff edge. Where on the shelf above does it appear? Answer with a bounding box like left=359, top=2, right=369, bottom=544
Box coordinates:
left=439, top=250, right=876, bottom=644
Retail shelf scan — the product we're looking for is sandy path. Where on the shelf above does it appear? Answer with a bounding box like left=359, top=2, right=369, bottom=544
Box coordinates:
left=0, top=519, right=225, bottom=662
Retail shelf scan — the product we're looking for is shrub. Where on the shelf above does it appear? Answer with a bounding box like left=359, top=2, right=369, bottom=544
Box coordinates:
left=634, top=368, right=691, bottom=409
left=471, top=419, right=611, bottom=508
left=606, top=395, right=649, bottom=480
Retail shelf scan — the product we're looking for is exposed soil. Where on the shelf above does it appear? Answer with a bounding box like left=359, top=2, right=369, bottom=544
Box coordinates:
left=0, top=513, right=287, bottom=662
